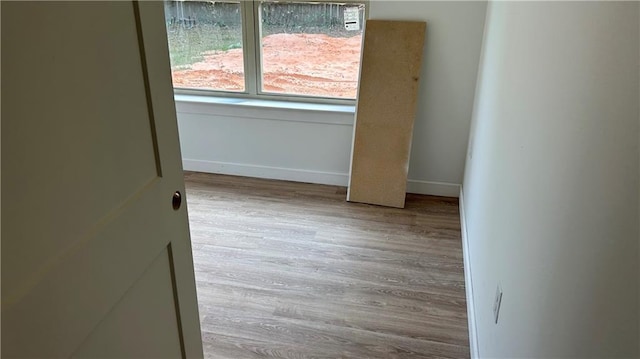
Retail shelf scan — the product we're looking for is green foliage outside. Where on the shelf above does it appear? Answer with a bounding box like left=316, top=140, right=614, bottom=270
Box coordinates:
left=166, top=23, right=243, bottom=69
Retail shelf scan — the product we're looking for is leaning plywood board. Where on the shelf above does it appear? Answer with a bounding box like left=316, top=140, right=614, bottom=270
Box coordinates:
left=347, top=20, right=426, bottom=208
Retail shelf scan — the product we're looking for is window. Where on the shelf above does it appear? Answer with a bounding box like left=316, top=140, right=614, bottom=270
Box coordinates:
left=164, top=0, right=366, bottom=102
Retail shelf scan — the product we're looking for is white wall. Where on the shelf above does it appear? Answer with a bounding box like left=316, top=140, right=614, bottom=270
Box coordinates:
left=176, top=99, right=355, bottom=186
left=368, top=1, right=487, bottom=187
left=176, top=1, right=487, bottom=197
left=463, top=2, right=639, bottom=357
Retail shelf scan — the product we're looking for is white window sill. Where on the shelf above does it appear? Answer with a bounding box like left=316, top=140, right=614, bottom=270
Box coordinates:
left=173, top=94, right=356, bottom=126
left=175, top=94, right=356, bottom=113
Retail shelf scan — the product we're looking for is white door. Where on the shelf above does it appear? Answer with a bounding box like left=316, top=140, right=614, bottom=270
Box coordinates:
left=2, top=1, right=203, bottom=357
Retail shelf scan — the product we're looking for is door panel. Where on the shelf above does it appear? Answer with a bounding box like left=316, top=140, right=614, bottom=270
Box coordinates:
left=1, top=1, right=203, bottom=358
left=2, top=0, right=160, bottom=304
left=3, top=180, right=176, bottom=357
left=72, top=247, right=183, bottom=358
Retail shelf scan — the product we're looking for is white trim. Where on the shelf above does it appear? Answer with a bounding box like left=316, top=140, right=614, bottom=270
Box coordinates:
left=182, top=158, right=461, bottom=198
left=174, top=95, right=356, bottom=126
left=174, top=94, right=356, bottom=114
left=182, top=159, right=348, bottom=186
left=406, top=179, right=461, bottom=198
left=459, top=187, right=480, bottom=359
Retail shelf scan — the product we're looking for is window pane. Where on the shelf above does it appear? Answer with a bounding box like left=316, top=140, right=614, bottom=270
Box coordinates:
left=164, top=1, right=244, bottom=92
left=260, top=1, right=365, bottom=99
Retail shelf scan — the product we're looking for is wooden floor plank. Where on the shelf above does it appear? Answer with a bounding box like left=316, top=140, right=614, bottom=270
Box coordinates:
left=185, top=172, right=470, bottom=358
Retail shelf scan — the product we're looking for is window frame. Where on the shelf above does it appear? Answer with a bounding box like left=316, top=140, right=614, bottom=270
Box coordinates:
left=171, top=0, right=369, bottom=105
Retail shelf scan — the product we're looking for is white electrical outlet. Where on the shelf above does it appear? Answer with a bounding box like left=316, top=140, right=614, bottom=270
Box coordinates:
left=493, top=284, right=503, bottom=324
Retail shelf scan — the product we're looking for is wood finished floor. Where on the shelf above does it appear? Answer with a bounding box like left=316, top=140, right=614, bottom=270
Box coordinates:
left=185, top=172, right=470, bottom=359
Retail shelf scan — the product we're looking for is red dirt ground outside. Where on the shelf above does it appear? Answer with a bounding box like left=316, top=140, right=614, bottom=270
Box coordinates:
left=171, top=33, right=363, bottom=99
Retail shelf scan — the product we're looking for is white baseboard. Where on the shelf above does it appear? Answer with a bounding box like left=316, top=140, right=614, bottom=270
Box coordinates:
left=406, top=179, right=461, bottom=198
left=182, top=159, right=348, bottom=186
left=183, top=158, right=461, bottom=198
left=459, top=188, right=479, bottom=359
